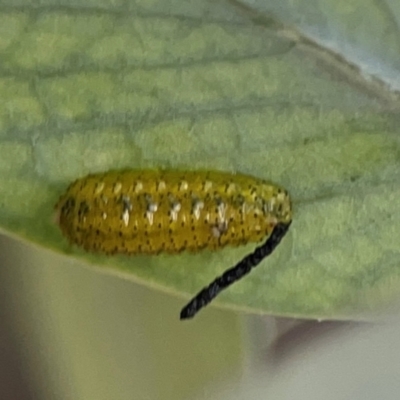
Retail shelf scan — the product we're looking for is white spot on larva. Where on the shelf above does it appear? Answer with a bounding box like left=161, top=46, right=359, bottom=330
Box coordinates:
left=263, top=201, right=273, bottom=214
left=205, top=212, right=210, bottom=222
left=170, top=202, right=181, bottom=222
left=265, top=199, right=276, bottom=215
left=179, top=181, right=188, bottom=191
left=135, top=182, right=143, bottom=193
left=113, top=182, right=122, bottom=194
left=101, top=195, right=108, bottom=204
left=94, top=182, right=105, bottom=195
left=148, top=202, right=158, bottom=213
left=193, top=200, right=204, bottom=220
left=204, top=181, right=212, bottom=191
left=217, top=201, right=226, bottom=222
left=211, top=222, right=227, bottom=238
left=102, top=212, right=107, bottom=220
left=122, top=209, right=130, bottom=226
left=146, top=211, right=154, bottom=225
left=158, top=181, right=166, bottom=191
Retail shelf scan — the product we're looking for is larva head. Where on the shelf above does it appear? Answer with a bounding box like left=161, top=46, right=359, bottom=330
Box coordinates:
left=54, top=178, right=87, bottom=245
left=54, top=194, right=76, bottom=241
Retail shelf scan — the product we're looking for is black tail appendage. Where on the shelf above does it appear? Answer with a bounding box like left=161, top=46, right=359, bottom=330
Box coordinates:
left=180, top=221, right=292, bottom=320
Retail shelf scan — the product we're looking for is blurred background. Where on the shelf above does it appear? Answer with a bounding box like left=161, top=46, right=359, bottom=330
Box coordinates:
left=2, top=234, right=400, bottom=400
left=0, top=234, right=244, bottom=399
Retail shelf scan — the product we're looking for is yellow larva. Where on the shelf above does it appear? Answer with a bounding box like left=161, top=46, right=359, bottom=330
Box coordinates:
left=56, top=169, right=292, bottom=254
left=55, top=169, right=292, bottom=319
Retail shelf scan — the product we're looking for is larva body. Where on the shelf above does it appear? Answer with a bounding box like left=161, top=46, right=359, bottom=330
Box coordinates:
left=56, top=169, right=292, bottom=255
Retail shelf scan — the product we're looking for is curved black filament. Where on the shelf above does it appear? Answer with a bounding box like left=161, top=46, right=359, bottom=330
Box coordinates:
left=180, top=221, right=292, bottom=320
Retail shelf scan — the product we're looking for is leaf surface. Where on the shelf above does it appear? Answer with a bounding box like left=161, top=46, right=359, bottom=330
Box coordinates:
left=1, top=0, right=400, bottom=319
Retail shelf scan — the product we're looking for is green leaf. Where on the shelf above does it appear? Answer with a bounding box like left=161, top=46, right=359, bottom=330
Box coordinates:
left=1, top=0, right=400, bottom=320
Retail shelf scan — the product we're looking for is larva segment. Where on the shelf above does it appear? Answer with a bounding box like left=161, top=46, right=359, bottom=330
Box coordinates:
left=56, top=169, right=292, bottom=255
